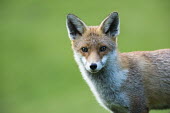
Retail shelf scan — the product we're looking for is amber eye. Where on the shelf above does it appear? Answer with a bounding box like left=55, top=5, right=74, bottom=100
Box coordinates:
left=99, top=46, right=107, bottom=52
left=81, top=47, right=88, bottom=52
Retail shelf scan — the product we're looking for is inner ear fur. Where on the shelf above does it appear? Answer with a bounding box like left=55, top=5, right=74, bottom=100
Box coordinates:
left=66, top=14, right=87, bottom=40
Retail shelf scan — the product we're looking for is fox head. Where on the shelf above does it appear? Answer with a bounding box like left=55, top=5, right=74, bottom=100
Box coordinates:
left=66, top=12, right=120, bottom=73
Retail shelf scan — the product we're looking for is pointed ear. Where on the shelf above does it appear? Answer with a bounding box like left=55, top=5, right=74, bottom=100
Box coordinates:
left=66, top=14, right=87, bottom=40
left=99, top=12, right=120, bottom=38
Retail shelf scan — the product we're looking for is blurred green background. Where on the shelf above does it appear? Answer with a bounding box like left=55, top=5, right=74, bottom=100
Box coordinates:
left=1, top=0, right=170, bottom=113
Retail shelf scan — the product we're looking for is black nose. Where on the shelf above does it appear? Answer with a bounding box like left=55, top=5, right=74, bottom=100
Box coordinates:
left=90, top=63, right=97, bottom=70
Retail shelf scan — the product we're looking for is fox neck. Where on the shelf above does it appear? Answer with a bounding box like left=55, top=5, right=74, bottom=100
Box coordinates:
left=74, top=50, right=128, bottom=109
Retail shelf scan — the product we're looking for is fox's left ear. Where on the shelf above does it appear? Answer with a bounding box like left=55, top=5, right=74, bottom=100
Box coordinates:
left=99, top=12, right=120, bottom=38
left=66, top=14, right=87, bottom=40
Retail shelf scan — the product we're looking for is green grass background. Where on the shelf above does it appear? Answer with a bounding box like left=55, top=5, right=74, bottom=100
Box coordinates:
left=1, top=0, right=170, bottom=113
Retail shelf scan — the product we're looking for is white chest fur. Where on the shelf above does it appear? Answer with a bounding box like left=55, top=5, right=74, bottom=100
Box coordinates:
left=83, top=67, right=129, bottom=111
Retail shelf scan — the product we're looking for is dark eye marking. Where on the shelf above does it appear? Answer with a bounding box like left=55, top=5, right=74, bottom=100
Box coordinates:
left=81, top=47, right=88, bottom=52
left=99, top=46, right=107, bottom=52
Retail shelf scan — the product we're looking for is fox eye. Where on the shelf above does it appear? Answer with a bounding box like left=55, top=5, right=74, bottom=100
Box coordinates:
left=99, top=46, right=107, bottom=52
left=81, top=47, right=88, bottom=52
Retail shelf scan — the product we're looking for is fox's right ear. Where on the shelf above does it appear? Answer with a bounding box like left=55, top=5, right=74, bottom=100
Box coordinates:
left=66, top=14, right=87, bottom=40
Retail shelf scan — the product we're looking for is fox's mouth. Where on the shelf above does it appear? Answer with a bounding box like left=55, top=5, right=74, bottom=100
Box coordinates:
left=88, top=67, right=104, bottom=73
left=89, top=70, right=99, bottom=73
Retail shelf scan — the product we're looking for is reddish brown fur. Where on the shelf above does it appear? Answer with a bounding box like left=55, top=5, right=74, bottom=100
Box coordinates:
left=119, top=49, right=170, bottom=110
left=72, top=26, right=116, bottom=62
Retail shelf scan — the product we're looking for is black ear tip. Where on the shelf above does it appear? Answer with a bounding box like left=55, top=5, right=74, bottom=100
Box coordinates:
left=67, top=14, right=77, bottom=19
left=110, top=12, right=119, bottom=17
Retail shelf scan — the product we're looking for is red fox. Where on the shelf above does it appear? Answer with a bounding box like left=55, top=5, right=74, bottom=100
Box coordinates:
left=66, top=12, right=170, bottom=113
